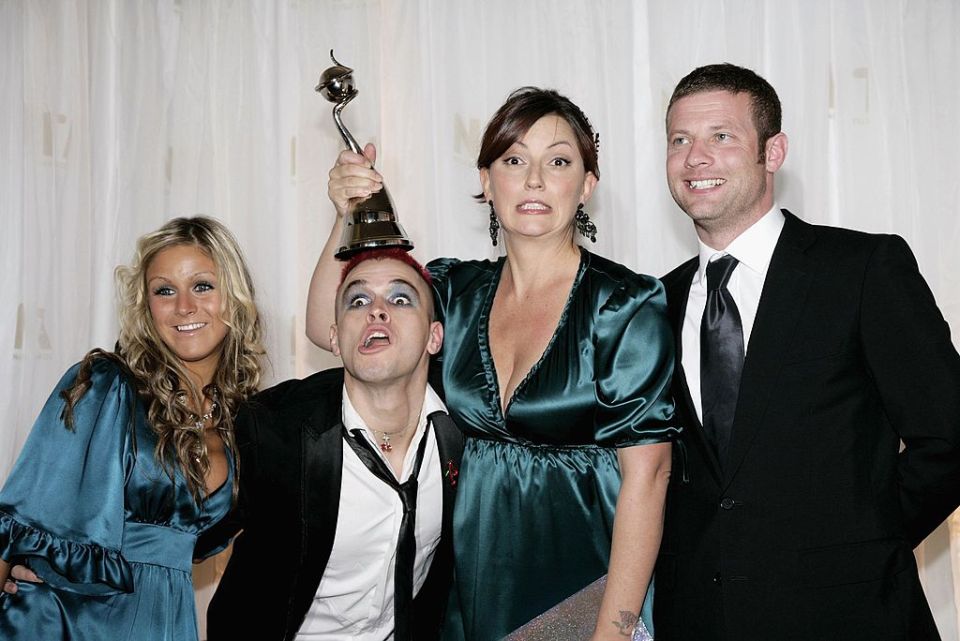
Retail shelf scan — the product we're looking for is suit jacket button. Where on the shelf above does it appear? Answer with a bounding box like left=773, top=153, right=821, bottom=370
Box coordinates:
left=713, top=572, right=722, bottom=584
left=720, top=497, right=735, bottom=510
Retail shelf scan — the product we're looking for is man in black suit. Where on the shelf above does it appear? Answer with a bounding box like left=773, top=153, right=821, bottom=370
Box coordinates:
left=653, top=63, right=960, bottom=640
left=205, top=249, right=463, bottom=641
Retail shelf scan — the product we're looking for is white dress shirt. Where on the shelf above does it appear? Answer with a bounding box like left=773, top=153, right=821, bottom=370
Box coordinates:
left=681, top=206, right=785, bottom=423
left=295, top=384, right=447, bottom=641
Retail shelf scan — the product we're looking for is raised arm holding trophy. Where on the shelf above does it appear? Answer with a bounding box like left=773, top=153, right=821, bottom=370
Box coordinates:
left=315, top=50, right=413, bottom=258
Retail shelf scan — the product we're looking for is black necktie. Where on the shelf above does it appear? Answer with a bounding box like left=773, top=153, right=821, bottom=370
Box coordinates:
left=700, top=254, right=744, bottom=467
left=343, top=421, right=431, bottom=641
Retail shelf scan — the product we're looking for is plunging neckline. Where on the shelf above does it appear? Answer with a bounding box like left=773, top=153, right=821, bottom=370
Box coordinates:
left=478, top=248, right=589, bottom=420
left=203, top=445, right=234, bottom=499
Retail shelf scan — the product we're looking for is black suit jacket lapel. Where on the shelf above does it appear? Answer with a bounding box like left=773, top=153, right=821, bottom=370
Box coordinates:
left=665, top=257, right=724, bottom=484
left=721, top=210, right=816, bottom=488
left=430, top=411, right=464, bottom=531
left=285, top=389, right=346, bottom=640
left=286, top=405, right=463, bottom=641
left=410, top=411, right=464, bottom=639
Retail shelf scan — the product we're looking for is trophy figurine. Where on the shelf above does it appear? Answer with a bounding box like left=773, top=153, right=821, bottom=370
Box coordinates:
left=316, top=50, right=414, bottom=258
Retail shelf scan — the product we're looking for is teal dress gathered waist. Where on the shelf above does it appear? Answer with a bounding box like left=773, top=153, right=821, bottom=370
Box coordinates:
left=0, top=359, right=234, bottom=641
left=428, top=249, right=678, bottom=641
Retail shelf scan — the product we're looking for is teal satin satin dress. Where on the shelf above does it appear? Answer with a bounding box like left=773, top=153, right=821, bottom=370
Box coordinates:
left=429, top=249, right=678, bottom=641
left=0, top=359, right=233, bottom=641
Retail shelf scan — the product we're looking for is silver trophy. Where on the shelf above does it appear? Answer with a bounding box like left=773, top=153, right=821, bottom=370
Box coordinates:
left=316, top=50, right=413, bottom=259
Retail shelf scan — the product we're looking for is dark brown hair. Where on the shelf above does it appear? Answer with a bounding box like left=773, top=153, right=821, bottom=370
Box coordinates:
left=474, top=87, right=599, bottom=201
left=667, top=63, right=781, bottom=162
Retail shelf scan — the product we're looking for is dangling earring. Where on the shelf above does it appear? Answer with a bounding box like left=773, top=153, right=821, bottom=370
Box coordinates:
left=575, top=203, right=597, bottom=242
left=488, top=200, right=500, bottom=246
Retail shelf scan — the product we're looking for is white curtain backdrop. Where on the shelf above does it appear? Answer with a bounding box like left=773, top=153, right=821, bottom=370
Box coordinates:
left=2, top=1, right=959, bottom=638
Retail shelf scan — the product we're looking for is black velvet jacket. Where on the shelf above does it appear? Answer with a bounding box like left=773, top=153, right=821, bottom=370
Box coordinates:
left=202, top=368, right=464, bottom=641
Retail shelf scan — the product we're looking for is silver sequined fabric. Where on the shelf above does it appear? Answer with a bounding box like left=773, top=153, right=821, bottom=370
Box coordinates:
left=501, top=576, right=654, bottom=641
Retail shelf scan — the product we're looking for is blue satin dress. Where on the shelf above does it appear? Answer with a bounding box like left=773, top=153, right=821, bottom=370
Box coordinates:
left=429, top=249, right=678, bottom=641
left=0, top=359, right=233, bottom=641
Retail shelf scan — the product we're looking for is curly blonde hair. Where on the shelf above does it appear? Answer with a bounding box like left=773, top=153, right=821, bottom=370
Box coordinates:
left=64, top=216, right=265, bottom=504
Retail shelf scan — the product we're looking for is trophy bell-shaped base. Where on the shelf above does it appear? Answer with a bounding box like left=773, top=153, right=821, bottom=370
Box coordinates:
left=334, top=186, right=414, bottom=259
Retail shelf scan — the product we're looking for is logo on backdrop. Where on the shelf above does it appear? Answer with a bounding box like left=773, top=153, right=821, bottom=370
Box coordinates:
left=42, top=111, right=72, bottom=165
left=829, top=67, right=871, bottom=124
left=453, top=114, right=481, bottom=167
left=13, top=304, right=53, bottom=359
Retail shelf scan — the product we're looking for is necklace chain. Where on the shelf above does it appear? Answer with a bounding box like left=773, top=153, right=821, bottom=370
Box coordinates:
left=197, top=403, right=217, bottom=424
left=177, top=388, right=221, bottom=464
left=177, top=388, right=220, bottom=431
left=370, top=420, right=416, bottom=453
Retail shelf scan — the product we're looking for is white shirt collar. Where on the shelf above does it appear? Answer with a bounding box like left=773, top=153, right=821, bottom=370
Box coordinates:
left=341, top=383, right=447, bottom=443
left=695, top=204, right=785, bottom=284
left=300, top=382, right=447, bottom=639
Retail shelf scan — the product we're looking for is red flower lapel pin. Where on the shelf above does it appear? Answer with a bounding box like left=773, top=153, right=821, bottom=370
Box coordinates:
left=444, top=460, right=459, bottom=487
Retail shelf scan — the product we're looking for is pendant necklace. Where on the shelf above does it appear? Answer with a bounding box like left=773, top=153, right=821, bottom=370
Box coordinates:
left=179, top=389, right=220, bottom=431
left=194, top=402, right=218, bottom=431
left=371, top=421, right=415, bottom=453
left=178, top=389, right=221, bottom=463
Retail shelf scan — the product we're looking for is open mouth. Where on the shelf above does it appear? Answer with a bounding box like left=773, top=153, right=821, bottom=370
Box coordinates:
left=517, top=201, right=550, bottom=213
left=362, top=330, right=390, bottom=349
left=176, top=322, right=206, bottom=332
left=687, top=178, right=726, bottom=190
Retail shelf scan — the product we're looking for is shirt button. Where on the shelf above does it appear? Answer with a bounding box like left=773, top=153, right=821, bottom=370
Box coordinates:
left=720, top=497, right=735, bottom=510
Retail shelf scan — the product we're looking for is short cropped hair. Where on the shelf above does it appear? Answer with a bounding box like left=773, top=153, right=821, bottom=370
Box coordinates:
left=668, top=63, right=781, bottom=162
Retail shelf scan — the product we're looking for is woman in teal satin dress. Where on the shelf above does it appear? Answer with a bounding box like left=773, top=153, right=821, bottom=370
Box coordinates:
left=0, top=217, right=264, bottom=641
left=310, top=88, right=677, bottom=641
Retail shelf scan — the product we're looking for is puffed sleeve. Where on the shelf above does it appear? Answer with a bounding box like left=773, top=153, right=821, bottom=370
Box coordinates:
left=0, top=359, right=135, bottom=594
left=593, top=275, right=679, bottom=447
left=426, top=256, right=461, bottom=324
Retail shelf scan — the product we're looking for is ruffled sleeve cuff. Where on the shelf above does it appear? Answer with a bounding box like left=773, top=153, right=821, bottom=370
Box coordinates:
left=0, top=509, right=134, bottom=594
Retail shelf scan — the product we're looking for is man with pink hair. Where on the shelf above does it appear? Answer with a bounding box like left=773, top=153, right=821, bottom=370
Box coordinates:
left=205, top=249, right=463, bottom=641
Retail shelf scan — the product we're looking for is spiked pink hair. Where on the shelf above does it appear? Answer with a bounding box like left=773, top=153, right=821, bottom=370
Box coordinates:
left=339, top=248, right=432, bottom=287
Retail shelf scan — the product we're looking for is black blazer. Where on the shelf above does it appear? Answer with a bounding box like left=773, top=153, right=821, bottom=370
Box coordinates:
left=204, top=368, right=464, bottom=641
left=653, top=212, right=960, bottom=641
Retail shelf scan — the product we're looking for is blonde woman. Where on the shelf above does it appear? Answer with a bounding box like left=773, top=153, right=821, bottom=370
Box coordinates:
left=0, top=217, right=264, bottom=640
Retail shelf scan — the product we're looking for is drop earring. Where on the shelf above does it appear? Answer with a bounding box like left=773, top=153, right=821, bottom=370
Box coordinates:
left=488, top=200, right=500, bottom=246
left=575, top=203, right=597, bottom=242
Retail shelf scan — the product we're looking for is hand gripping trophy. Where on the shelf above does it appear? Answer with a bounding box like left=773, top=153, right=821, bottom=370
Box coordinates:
left=316, top=51, right=414, bottom=258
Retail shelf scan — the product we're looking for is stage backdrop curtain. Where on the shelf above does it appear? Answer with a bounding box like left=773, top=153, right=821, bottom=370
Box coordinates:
left=1, top=1, right=958, bottom=638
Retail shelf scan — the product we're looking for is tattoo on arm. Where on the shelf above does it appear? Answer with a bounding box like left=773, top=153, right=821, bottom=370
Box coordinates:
left=612, top=610, right=639, bottom=637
